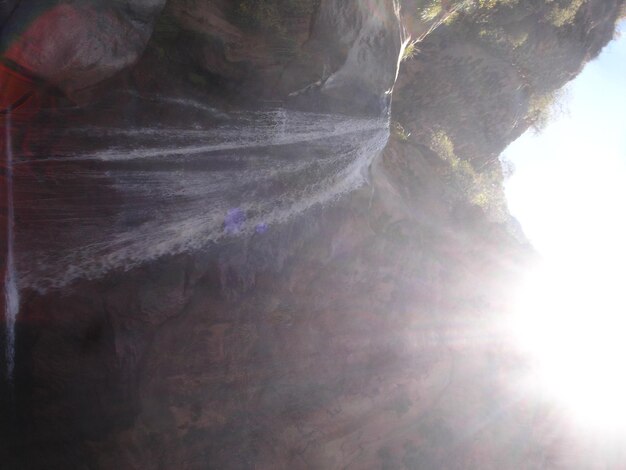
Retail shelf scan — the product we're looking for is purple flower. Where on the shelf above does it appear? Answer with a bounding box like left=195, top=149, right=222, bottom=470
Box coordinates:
left=255, top=223, right=269, bottom=234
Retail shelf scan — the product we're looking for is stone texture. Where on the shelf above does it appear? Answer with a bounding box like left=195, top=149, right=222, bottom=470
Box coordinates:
left=1, top=1, right=625, bottom=468
left=0, top=0, right=165, bottom=100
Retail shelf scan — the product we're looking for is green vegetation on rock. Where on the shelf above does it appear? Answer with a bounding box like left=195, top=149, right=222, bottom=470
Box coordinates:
left=548, top=0, right=586, bottom=27
left=418, top=0, right=587, bottom=27
left=401, top=38, right=420, bottom=62
left=430, top=130, right=507, bottom=220
left=392, top=121, right=412, bottom=141
left=527, top=88, right=569, bottom=132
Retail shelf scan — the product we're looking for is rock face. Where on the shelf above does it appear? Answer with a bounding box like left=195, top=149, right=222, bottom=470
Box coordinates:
left=0, top=1, right=17, bottom=27
left=150, top=0, right=403, bottom=113
left=1, top=0, right=625, bottom=469
left=0, top=0, right=166, bottom=100
left=312, top=0, right=403, bottom=113
left=394, top=0, right=623, bottom=167
left=5, top=164, right=533, bottom=469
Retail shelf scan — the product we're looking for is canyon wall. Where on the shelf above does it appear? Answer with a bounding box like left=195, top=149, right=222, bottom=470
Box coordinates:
left=1, top=1, right=624, bottom=468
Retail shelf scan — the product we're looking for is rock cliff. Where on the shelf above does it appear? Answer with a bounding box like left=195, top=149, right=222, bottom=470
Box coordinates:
left=1, top=1, right=624, bottom=468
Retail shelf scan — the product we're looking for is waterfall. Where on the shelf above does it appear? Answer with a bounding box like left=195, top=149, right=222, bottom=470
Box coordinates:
left=13, top=105, right=390, bottom=293
left=4, top=111, right=19, bottom=382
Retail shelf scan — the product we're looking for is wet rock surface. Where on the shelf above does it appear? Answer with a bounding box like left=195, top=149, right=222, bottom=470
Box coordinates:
left=1, top=0, right=625, bottom=468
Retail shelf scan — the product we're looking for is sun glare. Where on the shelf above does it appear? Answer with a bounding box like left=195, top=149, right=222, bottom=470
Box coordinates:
left=501, top=24, right=626, bottom=439
left=509, top=260, right=626, bottom=435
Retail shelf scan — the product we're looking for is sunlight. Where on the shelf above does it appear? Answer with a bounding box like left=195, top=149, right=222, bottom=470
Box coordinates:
left=509, top=260, right=626, bottom=435
left=501, top=19, right=626, bottom=439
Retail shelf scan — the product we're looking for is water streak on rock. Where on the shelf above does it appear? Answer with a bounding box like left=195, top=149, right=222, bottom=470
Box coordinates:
left=14, top=106, right=389, bottom=293
left=4, top=111, right=19, bottom=382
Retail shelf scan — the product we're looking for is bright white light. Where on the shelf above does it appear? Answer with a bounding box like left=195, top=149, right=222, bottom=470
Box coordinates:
left=509, top=260, right=626, bottom=434
left=502, top=22, right=626, bottom=437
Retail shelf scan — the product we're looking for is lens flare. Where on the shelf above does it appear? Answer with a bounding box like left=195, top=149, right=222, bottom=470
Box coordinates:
left=509, top=260, right=626, bottom=435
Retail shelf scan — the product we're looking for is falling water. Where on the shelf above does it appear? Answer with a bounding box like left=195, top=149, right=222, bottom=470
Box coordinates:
left=4, top=111, right=19, bottom=382
left=13, top=104, right=390, bottom=293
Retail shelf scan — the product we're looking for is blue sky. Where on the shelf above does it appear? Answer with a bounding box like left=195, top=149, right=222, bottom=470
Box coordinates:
left=504, top=20, right=626, bottom=266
